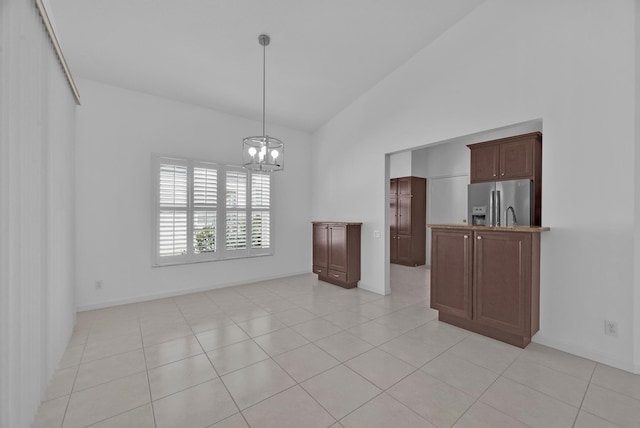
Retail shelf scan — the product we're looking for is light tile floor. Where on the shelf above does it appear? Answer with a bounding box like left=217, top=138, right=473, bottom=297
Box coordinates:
left=33, top=265, right=640, bottom=427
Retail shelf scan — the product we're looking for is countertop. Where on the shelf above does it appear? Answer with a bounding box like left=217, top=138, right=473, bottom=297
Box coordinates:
left=427, top=224, right=550, bottom=233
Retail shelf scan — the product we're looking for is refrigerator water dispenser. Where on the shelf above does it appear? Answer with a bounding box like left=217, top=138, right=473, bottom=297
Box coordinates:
left=471, top=206, right=487, bottom=226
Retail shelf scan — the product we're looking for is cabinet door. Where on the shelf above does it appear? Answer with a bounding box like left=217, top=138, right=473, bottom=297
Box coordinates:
left=390, top=191, right=398, bottom=262
left=499, top=140, right=533, bottom=179
left=470, top=145, right=499, bottom=182
left=397, top=177, right=412, bottom=196
left=312, top=224, right=329, bottom=268
left=474, top=231, right=531, bottom=334
left=328, top=225, right=347, bottom=272
left=397, top=196, right=412, bottom=235
left=396, top=235, right=412, bottom=264
left=430, top=230, right=472, bottom=319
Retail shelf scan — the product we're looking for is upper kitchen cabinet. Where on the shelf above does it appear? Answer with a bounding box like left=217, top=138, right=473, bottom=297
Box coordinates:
left=469, top=132, right=542, bottom=225
left=390, top=176, right=426, bottom=266
left=469, top=132, right=542, bottom=183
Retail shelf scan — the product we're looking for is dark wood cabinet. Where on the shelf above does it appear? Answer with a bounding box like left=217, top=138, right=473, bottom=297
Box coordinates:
left=390, top=176, right=426, bottom=266
left=430, top=229, right=472, bottom=320
left=469, top=145, right=500, bottom=182
left=431, top=226, right=544, bottom=348
left=474, top=231, right=532, bottom=336
left=468, top=132, right=542, bottom=226
left=312, top=222, right=361, bottom=289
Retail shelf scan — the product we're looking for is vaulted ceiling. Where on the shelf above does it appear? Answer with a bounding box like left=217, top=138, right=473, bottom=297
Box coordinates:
left=51, top=0, right=484, bottom=132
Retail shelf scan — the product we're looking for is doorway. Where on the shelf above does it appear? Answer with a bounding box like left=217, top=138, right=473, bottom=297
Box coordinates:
left=426, top=175, right=468, bottom=267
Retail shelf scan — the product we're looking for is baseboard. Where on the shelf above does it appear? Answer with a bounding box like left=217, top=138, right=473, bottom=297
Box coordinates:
left=532, top=333, right=639, bottom=374
left=356, top=283, right=388, bottom=296
left=76, top=270, right=311, bottom=312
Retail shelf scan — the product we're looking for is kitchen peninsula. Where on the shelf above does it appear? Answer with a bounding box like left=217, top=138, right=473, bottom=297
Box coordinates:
left=429, top=224, right=549, bottom=347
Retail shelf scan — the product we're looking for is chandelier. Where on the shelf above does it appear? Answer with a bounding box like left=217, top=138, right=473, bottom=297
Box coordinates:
left=242, top=34, right=284, bottom=172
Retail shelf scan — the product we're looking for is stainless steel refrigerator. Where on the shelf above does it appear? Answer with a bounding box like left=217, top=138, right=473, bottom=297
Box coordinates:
left=468, top=179, right=532, bottom=227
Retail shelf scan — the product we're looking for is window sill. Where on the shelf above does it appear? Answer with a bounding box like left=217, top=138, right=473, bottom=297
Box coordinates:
left=152, top=252, right=273, bottom=268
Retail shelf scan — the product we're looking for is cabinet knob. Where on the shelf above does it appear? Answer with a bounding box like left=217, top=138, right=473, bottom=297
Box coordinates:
left=501, top=173, right=505, bottom=176
left=464, top=235, right=468, bottom=239
left=493, top=174, right=496, bottom=177
left=333, top=274, right=339, bottom=278
left=477, top=236, right=482, bottom=240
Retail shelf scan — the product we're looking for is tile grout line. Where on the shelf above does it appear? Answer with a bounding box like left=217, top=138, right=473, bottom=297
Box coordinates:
left=175, top=296, right=252, bottom=428
left=54, top=273, right=533, bottom=428
left=138, top=317, right=158, bottom=428
left=58, top=315, right=93, bottom=428
left=450, top=347, right=532, bottom=428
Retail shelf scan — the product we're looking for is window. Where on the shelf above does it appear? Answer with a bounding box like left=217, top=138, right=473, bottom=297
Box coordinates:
left=153, top=155, right=273, bottom=266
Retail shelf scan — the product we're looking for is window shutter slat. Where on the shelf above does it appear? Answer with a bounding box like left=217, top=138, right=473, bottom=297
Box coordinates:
left=159, top=210, right=187, bottom=256
left=194, top=167, right=217, bottom=206
left=226, top=211, right=246, bottom=250
left=159, top=164, right=188, bottom=206
left=251, top=173, right=270, bottom=208
left=226, top=171, right=247, bottom=208
left=251, top=210, right=270, bottom=249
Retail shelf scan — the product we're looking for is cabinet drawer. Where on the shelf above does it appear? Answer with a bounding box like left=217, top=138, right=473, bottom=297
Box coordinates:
left=327, top=270, right=347, bottom=282
left=313, top=265, right=327, bottom=276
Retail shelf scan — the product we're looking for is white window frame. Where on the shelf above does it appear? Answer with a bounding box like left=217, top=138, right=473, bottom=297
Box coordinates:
left=152, top=154, right=274, bottom=267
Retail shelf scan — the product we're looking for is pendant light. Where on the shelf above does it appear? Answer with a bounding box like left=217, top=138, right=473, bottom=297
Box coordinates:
left=242, top=34, right=284, bottom=172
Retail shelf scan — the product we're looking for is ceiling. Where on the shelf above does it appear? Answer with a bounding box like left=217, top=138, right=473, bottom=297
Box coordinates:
left=50, top=0, right=484, bottom=132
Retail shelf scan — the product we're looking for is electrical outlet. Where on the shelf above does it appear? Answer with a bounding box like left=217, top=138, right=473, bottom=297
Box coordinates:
left=95, top=280, right=104, bottom=290
left=373, top=230, right=381, bottom=238
left=604, top=320, right=618, bottom=337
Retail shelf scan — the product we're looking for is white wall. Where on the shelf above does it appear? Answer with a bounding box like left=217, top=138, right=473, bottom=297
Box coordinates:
left=0, top=1, right=77, bottom=426
left=634, top=0, right=640, bottom=372
left=389, top=151, right=413, bottom=178
left=311, top=0, right=638, bottom=372
left=411, top=140, right=469, bottom=180
left=75, top=79, right=312, bottom=310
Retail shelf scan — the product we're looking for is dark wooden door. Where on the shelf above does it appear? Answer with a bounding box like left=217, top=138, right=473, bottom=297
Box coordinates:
left=312, top=224, right=329, bottom=268
left=430, top=229, right=472, bottom=319
left=328, top=225, right=347, bottom=272
left=499, top=140, right=533, bottom=180
left=397, top=195, right=412, bottom=235
left=474, top=231, right=531, bottom=335
left=397, top=177, right=411, bottom=196
left=396, top=235, right=412, bottom=264
left=470, top=145, right=499, bottom=182
left=390, top=179, right=398, bottom=262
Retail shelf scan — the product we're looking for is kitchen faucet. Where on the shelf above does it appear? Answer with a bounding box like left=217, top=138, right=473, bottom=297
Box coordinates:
left=506, top=206, right=517, bottom=226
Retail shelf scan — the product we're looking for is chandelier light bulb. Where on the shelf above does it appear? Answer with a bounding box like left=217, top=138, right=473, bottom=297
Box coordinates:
left=248, top=147, right=257, bottom=157
left=271, top=150, right=279, bottom=160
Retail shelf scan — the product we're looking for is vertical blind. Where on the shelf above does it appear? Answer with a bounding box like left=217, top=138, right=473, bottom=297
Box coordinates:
left=0, top=1, right=78, bottom=427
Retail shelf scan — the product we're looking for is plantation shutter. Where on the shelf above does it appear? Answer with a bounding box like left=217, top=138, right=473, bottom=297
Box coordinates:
left=154, top=156, right=273, bottom=265
left=225, top=170, right=247, bottom=251
left=158, top=162, right=188, bottom=257
left=193, top=164, right=217, bottom=254
left=251, top=173, right=271, bottom=249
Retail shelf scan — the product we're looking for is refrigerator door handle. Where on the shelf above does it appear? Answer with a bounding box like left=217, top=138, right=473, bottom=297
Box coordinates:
left=490, top=190, right=495, bottom=226
left=496, top=190, right=501, bottom=226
